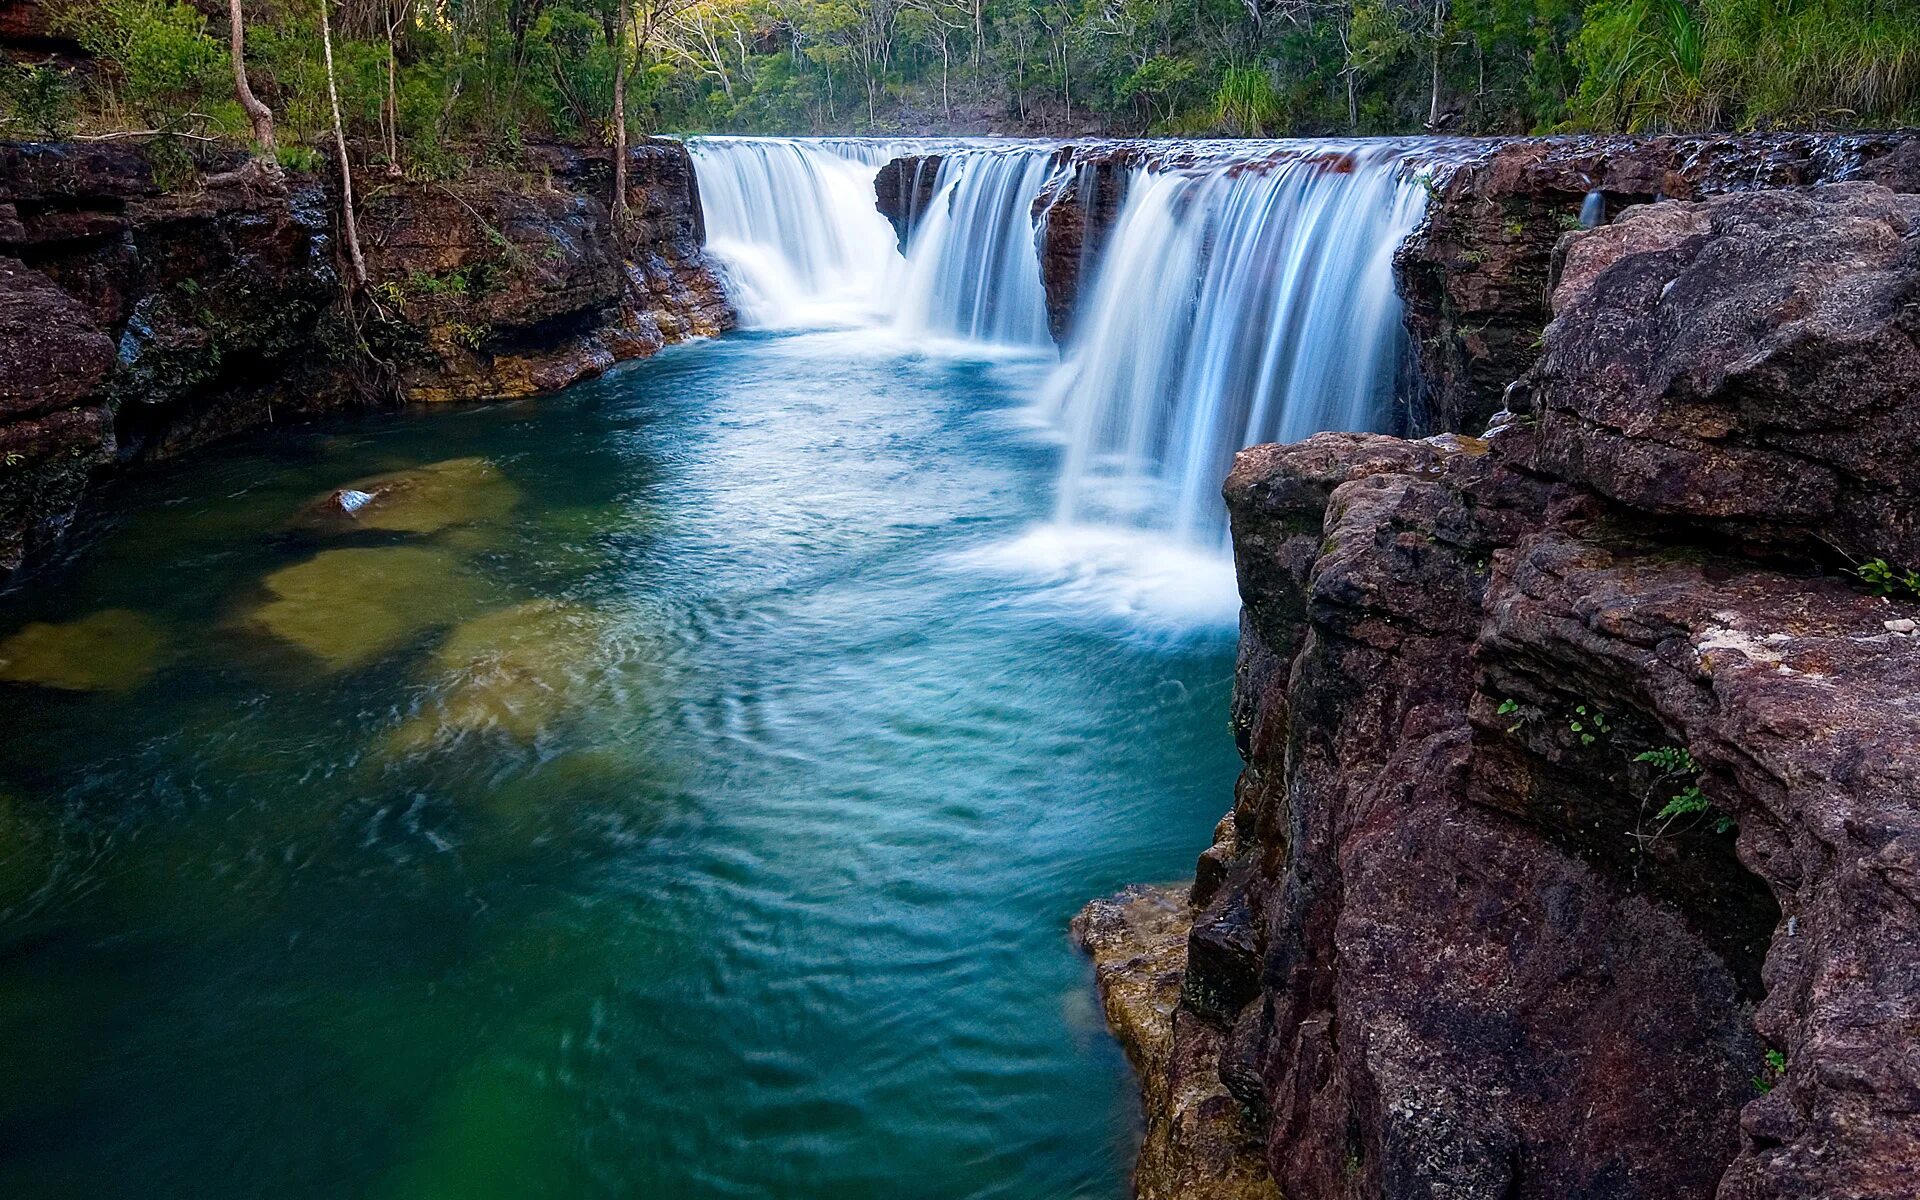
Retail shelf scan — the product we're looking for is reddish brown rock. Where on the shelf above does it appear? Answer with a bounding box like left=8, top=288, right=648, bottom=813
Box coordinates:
left=1395, top=130, right=1920, bottom=437
left=1515, top=184, right=1920, bottom=568
left=1031, top=151, right=1130, bottom=343
left=1097, top=179, right=1920, bottom=1199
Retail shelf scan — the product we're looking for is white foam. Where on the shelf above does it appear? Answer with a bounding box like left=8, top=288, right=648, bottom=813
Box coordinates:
left=953, top=524, right=1242, bottom=631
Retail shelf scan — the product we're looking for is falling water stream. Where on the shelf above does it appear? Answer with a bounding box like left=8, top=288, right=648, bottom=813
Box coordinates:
left=0, top=136, right=1437, bottom=1198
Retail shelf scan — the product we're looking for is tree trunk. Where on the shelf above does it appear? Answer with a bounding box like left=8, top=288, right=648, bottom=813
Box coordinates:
left=227, top=0, right=275, bottom=154
left=611, top=0, right=629, bottom=227
left=320, top=0, right=368, bottom=286
left=385, top=4, right=401, bottom=175
left=1427, top=0, right=1445, bottom=128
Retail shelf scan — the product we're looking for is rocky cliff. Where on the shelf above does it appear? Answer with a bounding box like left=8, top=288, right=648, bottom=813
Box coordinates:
left=1395, top=131, right=1920, bottom=436
left=1084, top=182, right=1920, bottom=1199
left=0, top=139, right=731, bottom=582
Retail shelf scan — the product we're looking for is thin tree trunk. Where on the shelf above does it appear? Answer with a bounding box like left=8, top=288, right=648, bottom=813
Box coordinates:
left=227, top=0, right=275, bottom=154
left=385, top=3, right=401, bottom=174
left=1428, top=0, right=1445, bottom=127
left=320, top=0, right=367, bottom=286
left=611, top=0, right=629, bottom=227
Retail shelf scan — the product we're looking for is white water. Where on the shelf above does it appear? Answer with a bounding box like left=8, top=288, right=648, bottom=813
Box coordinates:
left=684, top=136, right=1432, bottom=618
left=688, top=136, right=1057, bottom=342
left=1047, top=145, right=1429, bottom=543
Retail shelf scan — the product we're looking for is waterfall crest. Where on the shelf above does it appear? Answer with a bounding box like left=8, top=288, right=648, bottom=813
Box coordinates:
left=1047, top=144, right=1429, bottom=545
left=686, top=137, right=901, bottom=327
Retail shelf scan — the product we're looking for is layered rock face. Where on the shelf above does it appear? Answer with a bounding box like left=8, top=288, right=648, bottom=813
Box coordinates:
left=362, top=143, right=731, bottom=404
left=0, top=139, right=731, bottom=581
left=1397, top=131, right=1920, bottom=436
left=1088, top=183, right=1920, bottom=1199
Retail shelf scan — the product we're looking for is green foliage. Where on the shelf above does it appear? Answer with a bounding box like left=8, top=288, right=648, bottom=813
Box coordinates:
left=1569, top=704, right=1611, bottom=746
left=1636, top=744, right=1734, bottom=834
left=274, top=142, right=323, bottom=172
left=58, top=0, right=230, bottom=127
left=0, top=60, right=80, bottom=138
left=1214, top=67, right=1284, bottom=135
left=1852, top=557, right=1920, bottom=599
left=36, top=0, right=1920, bottom=149
left=1753, top=1048, right=1787, bottom=1092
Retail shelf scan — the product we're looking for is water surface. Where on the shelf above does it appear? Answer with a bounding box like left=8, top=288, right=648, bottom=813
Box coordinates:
left=0, top=329, right=1240, bottom=1198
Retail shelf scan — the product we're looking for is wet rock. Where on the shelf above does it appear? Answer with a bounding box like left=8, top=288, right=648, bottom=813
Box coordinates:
left=298, top=457, right=519, bottom=535
left=1073, top=885, right=1280, bottom=1200
left=384, top=600, right=607, bottom=753
left=245, top=545, right=489, bottom=669
left=1030, top=150, right=1130, bottom=343
left=873, top=154, right=943, bottom=250
left=0, top=608, right=166, bottom=690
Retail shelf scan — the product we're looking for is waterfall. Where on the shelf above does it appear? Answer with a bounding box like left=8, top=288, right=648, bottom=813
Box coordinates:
left=685, top=135, right=1432, bottom=577
left=686, top=137, right=1058, bottom=346
left=1046, top=144, right=1430, bottom=545
left=894, top=149, right=1056, bottom=346
left=686, top=137, right=901, bottom=327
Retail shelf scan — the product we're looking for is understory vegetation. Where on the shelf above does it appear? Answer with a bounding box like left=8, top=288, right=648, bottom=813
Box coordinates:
left=2, top=0, right=1915, bottom=149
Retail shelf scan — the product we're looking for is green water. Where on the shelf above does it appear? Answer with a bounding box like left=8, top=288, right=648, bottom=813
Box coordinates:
left=0, top=330, right=1241, bottom=1198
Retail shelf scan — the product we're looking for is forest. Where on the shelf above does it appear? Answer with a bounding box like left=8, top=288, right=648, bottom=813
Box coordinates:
left=2, top=0, right=1917, bottom=156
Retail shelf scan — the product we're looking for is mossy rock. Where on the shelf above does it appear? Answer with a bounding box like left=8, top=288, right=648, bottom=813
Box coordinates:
left=0, top=609, right=168, bottom=691
left=247, top=545, right=489, bottom=669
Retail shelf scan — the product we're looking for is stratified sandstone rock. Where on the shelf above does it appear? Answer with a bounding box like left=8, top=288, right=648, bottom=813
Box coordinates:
left=361, top=141, right=733, bottom=404
left=1097, top=183, right=1920, bottom=1200
left=1515, top=183, right=1920, bottom=568
left=1395, top=130, right=1920, bottom=437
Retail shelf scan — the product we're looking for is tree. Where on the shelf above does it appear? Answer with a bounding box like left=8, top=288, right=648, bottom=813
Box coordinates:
left=227, top=0, right=276, bottom=152
left=319, top=0, right=368, bottom=285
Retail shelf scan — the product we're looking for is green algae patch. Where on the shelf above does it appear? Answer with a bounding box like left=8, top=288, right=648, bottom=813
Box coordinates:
left=301, top=457, right=521, bottom=536
left=385, top=600, right=608, bottom=754
left=0, top=609, right=168, bottom=691
left=248, top=546, right=488, bottom=669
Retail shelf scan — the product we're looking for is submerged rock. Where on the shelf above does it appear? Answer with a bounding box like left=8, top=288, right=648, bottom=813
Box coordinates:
left=246, top=546, right=488, bottom=669
left=0, top=608, right=166, bottom=691
left=384, top=600, right=607, bottom=753
left=300, top=457, right=521, bottom=536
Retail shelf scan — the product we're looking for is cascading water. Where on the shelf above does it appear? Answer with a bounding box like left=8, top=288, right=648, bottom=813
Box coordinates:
left=1045, top=144, right=1430, bottom=545
left=686, top=137, right=1058, bottom=346
left=686, top=137, right=900, bottom=326
left=685, top=136, right=1434, bottom=616
left=894, top=149, right=1055, bottom=346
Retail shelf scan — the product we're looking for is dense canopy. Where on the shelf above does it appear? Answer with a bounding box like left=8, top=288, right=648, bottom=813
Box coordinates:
left=3, top=0, right=1917, bottom=156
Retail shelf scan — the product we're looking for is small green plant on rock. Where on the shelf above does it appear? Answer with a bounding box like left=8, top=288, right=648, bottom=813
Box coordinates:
left=1495, top=697, right=1537, bottom=734
left=1634, top=745, right=1735, bottom=837
left=1852, top=558, right=1920, bottom=601
left=1753, top=1049, right=1787, bottom=1093
left=1570, top=704, right=1611, bottom=746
